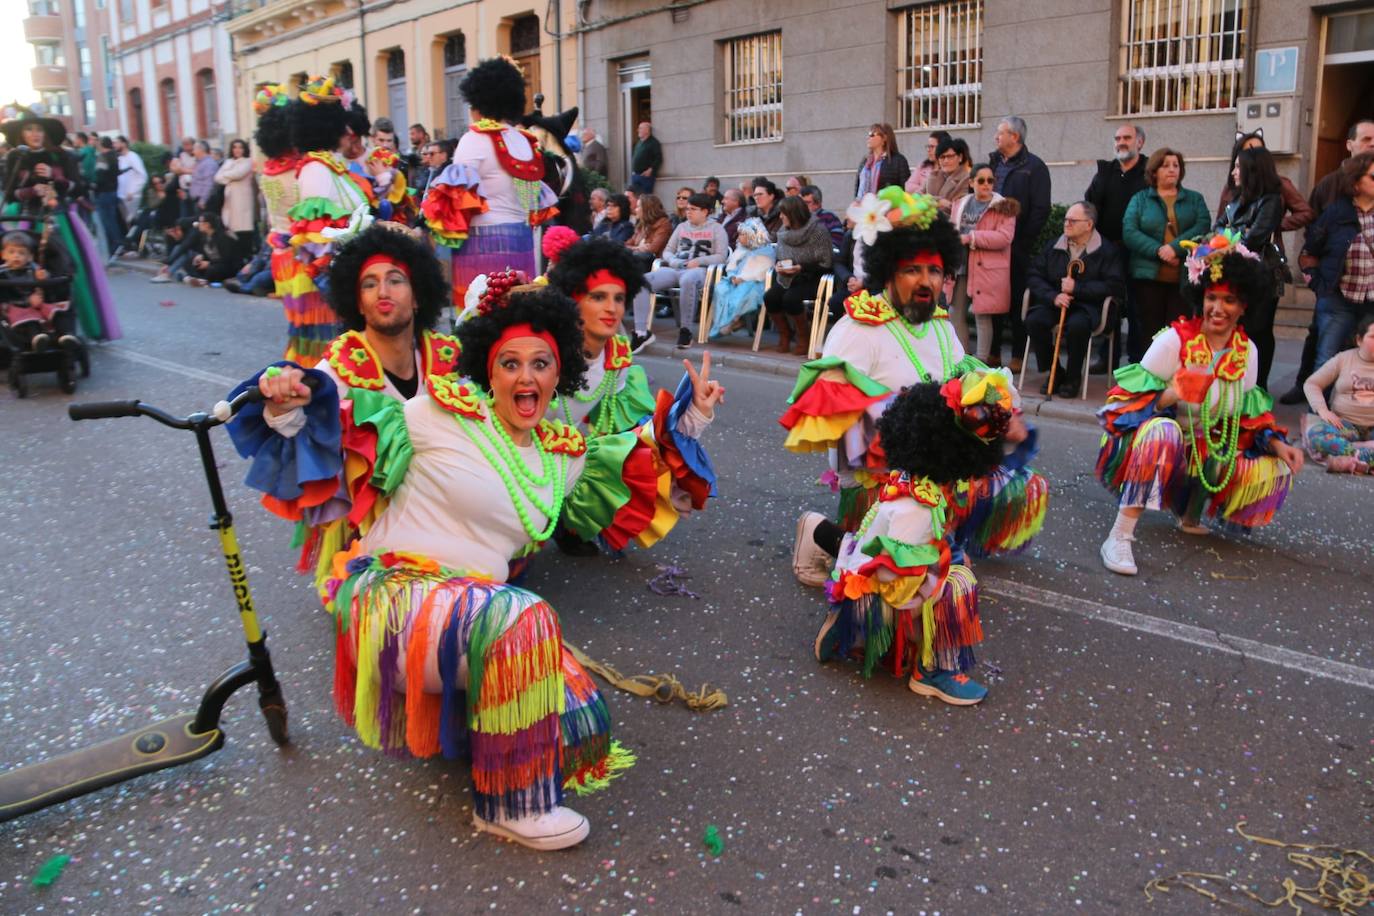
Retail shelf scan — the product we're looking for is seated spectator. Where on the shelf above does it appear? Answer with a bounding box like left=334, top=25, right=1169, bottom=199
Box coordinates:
left=588, top=192, right=633, bottom=244
left=702, top=176, right=724, bottom=209
left=709, top=217, right=776, bottom=338
left=751, top=179, right=783, bottom=239
left=784, top=175, right=810, bottom=197
left=588, top=187, right=609, bottom=231
left=715, top=188, right=746, bottom=248
left=627, top=193, right=672, bottom=262
left=148, top=217, right=199, bottom=283
left=800, top=185, right=844, bottom=249
left=763, top=196, right=834, bottom=354
left=1303, top=315, right=1374, bottom=474
left=950, top=163, right=1018, bottom=362
left=109, top=174, right=169, bottom=260
left=181, top=212, right=243, bottom=287
left=1025, top=201, right=1125, bottom=395
left=925, top=137, right=972, bottom=214
left=223, top=242, right=275, bottom=297
left=631, top=192, right=730, bottom=352
left=670, top=186, right=694, bottom=228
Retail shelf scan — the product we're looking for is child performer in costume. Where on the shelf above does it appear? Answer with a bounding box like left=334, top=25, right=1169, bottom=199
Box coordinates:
left=423, top=57, right=558, bottom=307
left=230, top=282, right=722, bottom=851
left=782, top=188, right=1047, bottom=585
left=2, top=104, right=119, bottom=341
left=253, top=84, right=301, bottom=314
left=812, top=371, right=1015, bottom=706
left=280, top=77, right=379, bottom=366
left=1096, top=231, right=1305, bottom=576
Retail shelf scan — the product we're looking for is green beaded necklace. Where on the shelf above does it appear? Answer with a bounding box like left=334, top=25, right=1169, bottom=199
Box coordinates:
left=886, top=315, right=956, bottom=383
left=555, top=364, right=621, bottom=437
left=1184, top=377, right=1244, bottom=494
left=456, top=413, right=567, bottom=542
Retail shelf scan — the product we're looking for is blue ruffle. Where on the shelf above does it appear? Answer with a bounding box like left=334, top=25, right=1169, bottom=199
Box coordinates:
left=225, top=363, right=342, bottom=502
left=1000, top=426, right=1039, bottom=472
left=669, top=372, right=719, bottom=497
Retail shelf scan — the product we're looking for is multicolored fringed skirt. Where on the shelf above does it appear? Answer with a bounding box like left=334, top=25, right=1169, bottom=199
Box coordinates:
left=326, top=552, right=631, bottom=820
left=451, top=222, right=535, bottom=308
left=825, top=562, right=981, bottom=677
left=2, top=204, right=121, bottom=341
left=1096, top=416, right=1293, bottom=534
left=271, top=237, right=338, bottom=368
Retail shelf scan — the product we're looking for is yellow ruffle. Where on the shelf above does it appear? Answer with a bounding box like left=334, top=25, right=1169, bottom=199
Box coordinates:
left=783, top=411, right=861, bottom=453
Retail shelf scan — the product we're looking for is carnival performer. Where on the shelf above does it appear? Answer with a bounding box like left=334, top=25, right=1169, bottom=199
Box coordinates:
left=253, top=83, right=300, bottom=300
left=229, top=279, right=722, bottom=851
left=811, top=371, right=1016, bottom=705
left=782, top=188, right=1047, bottom=586
left=1096, top=230, right=1305, bottom=576
left=279, top=77, right=379, bottom=366
left=1, top=104, right=120, bottom=341
left=423, top=57, right=558, bottom=307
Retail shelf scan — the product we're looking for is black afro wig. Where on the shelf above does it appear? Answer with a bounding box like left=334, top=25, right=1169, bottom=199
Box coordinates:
left=456, top=286, right=589, bottom=396
left=254, top=104, right=294, bottom=160
left=864, top=218, right=965, bottom=292
left=459, top=58, right=529, bottom=124
left=546, top=237, right=646, bottom=303
left=1182, top=250, right=1274, bottom=314
left=876, top=382, right=1006, bottom=485
left=288, top=98, right=349, bottom=154
left=327, top=226, right=450, bottom=336
left=343, top=101, right=371, bottom=141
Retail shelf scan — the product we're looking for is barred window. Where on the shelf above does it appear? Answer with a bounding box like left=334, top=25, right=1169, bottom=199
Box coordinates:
left=1119, top=0, right=1248, bottom=114
left=721, top=31, right=783, bottom=144
left=896, top=1, right=983, bottom=130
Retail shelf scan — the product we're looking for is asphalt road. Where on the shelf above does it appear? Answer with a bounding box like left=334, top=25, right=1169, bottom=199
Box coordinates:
left=1, top=269, right=1370, bottom=915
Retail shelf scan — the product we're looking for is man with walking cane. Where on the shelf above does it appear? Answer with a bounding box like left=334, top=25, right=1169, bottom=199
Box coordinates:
left=1025, top=201, right=1126, bottom=396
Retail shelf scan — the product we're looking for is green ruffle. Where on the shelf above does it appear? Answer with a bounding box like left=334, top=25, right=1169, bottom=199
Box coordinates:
left=862, top=534, right=941, bottom=570
left=1111, top=362, right=1169, bottom=393
left=562, top=430, right=638, bottom=540
left=787, top=356, right=890, bottom=404
left=586, top=365, right=656, bottom=435
left=347, top=388, right=413, bottom=496
left=288, top=197, right=355, bottom=222
left=1241, top=386, right=1273, bottom=418
left=950, top=354, right=989, bottom=377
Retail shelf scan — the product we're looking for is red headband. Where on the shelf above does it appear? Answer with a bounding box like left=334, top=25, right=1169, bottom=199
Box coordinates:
left=487, top=323, right=561, bottom=378
left=361, top=254, right=410, bottom=280
left=581, top=269, right=627, bottom=296
left=1207, top=281, right=1236, bottom=297
left=897, top=251, right=944, bottom=270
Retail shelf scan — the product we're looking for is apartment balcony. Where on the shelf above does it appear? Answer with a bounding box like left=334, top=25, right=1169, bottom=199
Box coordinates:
left=226, top=0, right=355, bottom=43
left=31, top=65, right=69, bottom=92
left=23, top=14, right=65, bottom=42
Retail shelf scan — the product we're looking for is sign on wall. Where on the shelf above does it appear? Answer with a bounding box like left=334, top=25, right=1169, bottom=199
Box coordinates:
left=1254, top=47, right=1299, bottom=95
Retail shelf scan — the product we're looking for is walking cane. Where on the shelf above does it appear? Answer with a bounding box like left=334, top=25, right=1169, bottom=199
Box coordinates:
left=1045, top=257, right=1085, bottom=400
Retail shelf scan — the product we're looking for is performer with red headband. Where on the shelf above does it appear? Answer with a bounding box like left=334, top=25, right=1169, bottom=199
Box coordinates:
left=1096, top=231, right=1304, bottom=576
left=812, top=369, right=1019, bottom=705
left=782, top=188, right=1048, bottom=594
left=228, top=264, right=722, bottom=851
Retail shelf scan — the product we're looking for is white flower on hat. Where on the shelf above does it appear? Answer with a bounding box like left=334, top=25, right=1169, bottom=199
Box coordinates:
left=846, top=193, right=893, bottom=247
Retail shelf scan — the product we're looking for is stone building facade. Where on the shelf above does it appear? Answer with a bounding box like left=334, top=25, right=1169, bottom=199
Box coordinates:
left=22, top=0, right=121, bottom=134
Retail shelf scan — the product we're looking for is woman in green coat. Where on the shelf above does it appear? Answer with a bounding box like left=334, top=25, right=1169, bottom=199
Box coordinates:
left=1120, top=148, right=1210, bottom=361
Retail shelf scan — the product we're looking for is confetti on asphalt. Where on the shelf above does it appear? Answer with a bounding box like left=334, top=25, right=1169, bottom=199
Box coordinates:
left=648, top=564, right=699, bottom=599
left=702, top=825, right=724, bottom=857
left=31, top=854, right=70, bottom=887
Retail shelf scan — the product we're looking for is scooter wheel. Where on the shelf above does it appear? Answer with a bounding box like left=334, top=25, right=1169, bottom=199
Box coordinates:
left=261, top=703, right=290, bottom=745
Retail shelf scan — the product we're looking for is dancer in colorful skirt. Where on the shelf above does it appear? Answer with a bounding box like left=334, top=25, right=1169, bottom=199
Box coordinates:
left=1, top=104, right=120, bottom=341
left=423, top=57, right=559, bottom=308
left=812, top=370, right=1017, bottom=705
left=279, top=77, right=379, bottom=366
left=230, top=279, right=722, bottom=850
left=1097, top=230, right=1305, bottom=576
left=782, top=188, right=1047, bottom=586
left=252, top=84, right=301, bottom=311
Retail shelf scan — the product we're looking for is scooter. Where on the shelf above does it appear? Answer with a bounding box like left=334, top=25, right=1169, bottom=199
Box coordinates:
left=0, top=380, right=312, bottom=821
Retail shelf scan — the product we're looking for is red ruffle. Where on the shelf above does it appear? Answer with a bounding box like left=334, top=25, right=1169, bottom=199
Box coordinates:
left=602, top=436, right=659, bottom=551
left=339, top=400, right=383, bottom=526
left=261, top=478, right=337, bottom=520
left=652, top=389, right=711, bottom=509
left=854, top=554, right=930, bottom=581
left=421, top=184, right=488, bottom=235
left=779, top=378, right=887, bottom=430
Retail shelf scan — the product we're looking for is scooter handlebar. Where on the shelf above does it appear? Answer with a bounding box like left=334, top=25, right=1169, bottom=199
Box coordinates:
left=211, top=371, right=323, bottom=423
left=68, top=399, right=143, bottom=421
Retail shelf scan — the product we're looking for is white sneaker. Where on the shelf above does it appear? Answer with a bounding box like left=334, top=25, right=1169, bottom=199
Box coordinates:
left=792, top=511, right=833, bottom=588
left=1100, top=532, right=1138, bottom=576
left=473, top=805, right=590, bottom=851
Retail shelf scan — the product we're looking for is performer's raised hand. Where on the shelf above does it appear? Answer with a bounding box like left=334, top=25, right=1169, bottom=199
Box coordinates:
left=259, top=365, right=313, bottom=416
left=685, top=351, right=725, bottom=417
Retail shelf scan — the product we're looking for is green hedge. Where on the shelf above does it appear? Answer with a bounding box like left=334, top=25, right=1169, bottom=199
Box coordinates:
left=581, top=168, right=610, bottom=193
left=1031, top=202, right=1069, bottom=259
left=130, top=141, right=170, bottom=180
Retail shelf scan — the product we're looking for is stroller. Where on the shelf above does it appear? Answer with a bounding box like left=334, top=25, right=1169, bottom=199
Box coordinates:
left=0, top=222, right=90, bottom=396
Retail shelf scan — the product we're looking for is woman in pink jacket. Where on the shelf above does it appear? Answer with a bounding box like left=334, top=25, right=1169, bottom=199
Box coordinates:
left=948, top=163, right=1019, bottom=364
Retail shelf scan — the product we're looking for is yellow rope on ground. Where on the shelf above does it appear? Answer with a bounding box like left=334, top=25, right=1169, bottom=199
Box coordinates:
left=563, top=642, right=728, bottom=711
left=1144, top=820, right=1373, bottom=913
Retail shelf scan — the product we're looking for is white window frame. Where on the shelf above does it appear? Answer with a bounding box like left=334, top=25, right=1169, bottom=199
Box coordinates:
left=721, top=31, right=783, bottom=145
left=1118, top=0, right=1249, bottom=115
left=896, top=0, right=984, bottom=130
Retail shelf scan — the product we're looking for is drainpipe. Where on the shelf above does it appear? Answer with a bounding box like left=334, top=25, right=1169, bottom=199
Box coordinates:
left=356, top=0, right=367, bottom=106
left=553, top=0, right=562, bottom=110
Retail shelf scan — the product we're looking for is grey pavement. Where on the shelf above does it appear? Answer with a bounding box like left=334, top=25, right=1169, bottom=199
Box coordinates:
left=0, top=268, right=1369, bottom=915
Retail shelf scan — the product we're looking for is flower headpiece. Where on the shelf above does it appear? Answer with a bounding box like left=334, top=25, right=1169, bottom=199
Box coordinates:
left=845, top=188, right=940, bottom=246
left=1180, top=228, right=1261, bottom=284
left=938, top=368, right=1015, bottom=442
left=541, top=226, right=579, bottom=265
left=299, top=75, right=355, bottom=109
left=253, top=83, right=290, bottom=115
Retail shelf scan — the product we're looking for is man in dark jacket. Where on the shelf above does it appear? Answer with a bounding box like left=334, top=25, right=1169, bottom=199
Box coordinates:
left=628, top=121, right=662, bottom=194
left=1025, top=201, right=1125, bottom=396
left=1084, top=123, right=1147, bottom=373
left=989, top=116, right=1051, bottom=371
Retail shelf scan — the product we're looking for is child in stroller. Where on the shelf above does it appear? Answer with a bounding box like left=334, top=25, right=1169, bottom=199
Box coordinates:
left=0, top=227, right=88, bottom=394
